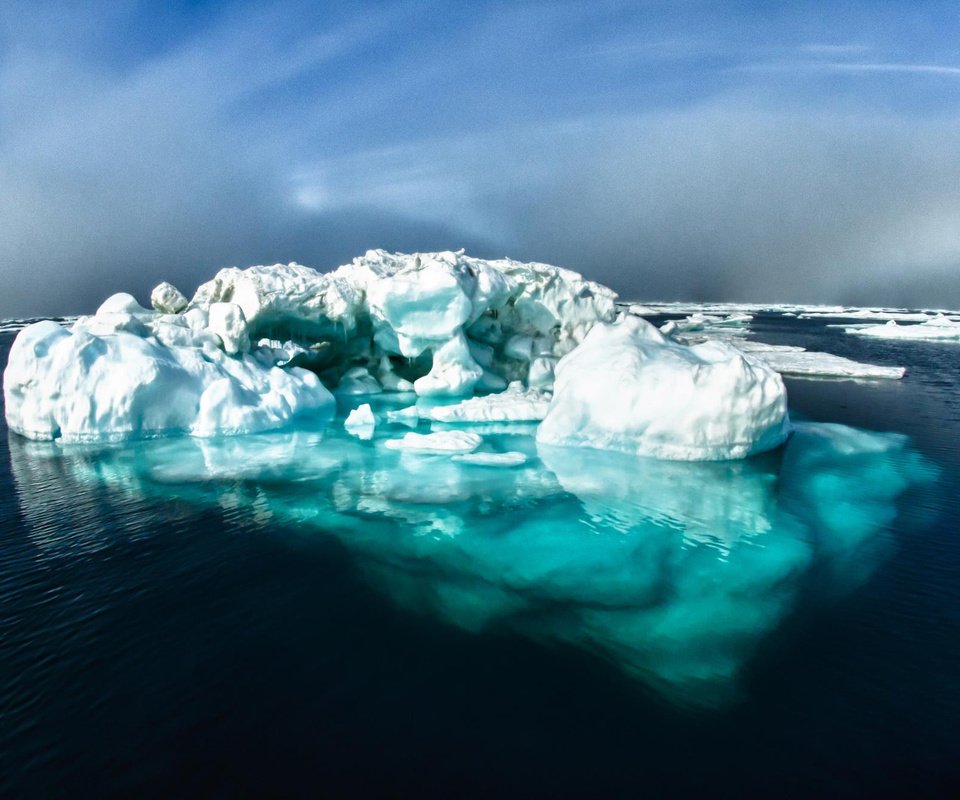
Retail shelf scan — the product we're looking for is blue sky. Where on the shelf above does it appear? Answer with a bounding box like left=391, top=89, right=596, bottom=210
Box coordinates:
left=3, top=0, right=960, bottom=315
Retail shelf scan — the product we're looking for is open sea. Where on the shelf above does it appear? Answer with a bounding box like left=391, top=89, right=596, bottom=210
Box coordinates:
left=1, top=312, right=959, bottom=798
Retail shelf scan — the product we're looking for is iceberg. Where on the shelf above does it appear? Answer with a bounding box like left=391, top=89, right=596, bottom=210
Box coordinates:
left=4, top=250, right=620, bottom=443
left=537, top=316, right=790, bottom=460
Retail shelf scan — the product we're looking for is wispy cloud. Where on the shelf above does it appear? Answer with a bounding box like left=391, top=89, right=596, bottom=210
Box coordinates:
left=828, top=61, right=960, bottom=76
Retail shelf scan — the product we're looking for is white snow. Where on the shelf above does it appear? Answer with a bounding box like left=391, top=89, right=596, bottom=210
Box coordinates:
left=426, top=382, right=551, bottom=423
left=344, top=403, right=377, bottom=439
left=537, top=316, right=790, bottom=460
left=384, top=430, right=483, bottom=455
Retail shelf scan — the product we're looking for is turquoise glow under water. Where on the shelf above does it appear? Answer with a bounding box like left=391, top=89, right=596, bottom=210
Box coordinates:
left=8, top=396, right=937, bottom=708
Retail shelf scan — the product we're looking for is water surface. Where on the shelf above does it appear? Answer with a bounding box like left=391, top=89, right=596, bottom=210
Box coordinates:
left=1, top=315, right=959, bottom=797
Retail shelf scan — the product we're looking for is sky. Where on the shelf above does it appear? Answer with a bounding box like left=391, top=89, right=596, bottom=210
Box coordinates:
left=2, top=0, right=960, bottom=316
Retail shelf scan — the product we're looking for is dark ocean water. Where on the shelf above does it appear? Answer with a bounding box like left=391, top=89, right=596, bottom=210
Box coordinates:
left=2, top=314, right=959, bottom=798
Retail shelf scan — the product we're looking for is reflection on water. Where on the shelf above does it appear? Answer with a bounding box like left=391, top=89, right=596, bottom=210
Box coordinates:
left=9, top=419, right=936, bottom=706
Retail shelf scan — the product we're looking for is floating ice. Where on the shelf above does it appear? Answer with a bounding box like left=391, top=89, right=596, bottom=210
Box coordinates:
left=537, top=316, right=790, bottom=460
left=800, top=308, right=958, bottom=322
left=747, top=348, right=906, bottom=380
left=344, top=403, right=377, bottom=439
left=845, top=316, right=960, bottom=342
left=661, top=312, right=753, bottom=335
left=665, top=331, right=905, bottom=380
left=384, top=430, right=483, bottom=454
left=385, top=405, right=420, bottom=426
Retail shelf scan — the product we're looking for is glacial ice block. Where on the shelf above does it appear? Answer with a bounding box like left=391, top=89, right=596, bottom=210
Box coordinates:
left=536, top=316, right=790, bottom=460
left=3, top=317, right=333, bottom=442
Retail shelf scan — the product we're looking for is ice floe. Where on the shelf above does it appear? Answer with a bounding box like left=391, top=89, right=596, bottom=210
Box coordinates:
left=748, top=349, right=906, bottom=379
left=845, top=316, right=960, bottom=342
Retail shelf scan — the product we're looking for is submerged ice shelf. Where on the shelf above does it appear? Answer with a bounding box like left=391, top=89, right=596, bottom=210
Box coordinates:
left=9, top=413, right=936, bottom=706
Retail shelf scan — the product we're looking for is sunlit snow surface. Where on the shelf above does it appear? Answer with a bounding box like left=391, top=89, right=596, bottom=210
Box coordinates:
left=9, top=396, right=935, bottom=707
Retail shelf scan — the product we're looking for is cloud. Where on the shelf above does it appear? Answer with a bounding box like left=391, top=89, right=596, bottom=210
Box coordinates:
left=2, top=1, right=960, bottom=316
left=293, top=104, right=960, bottom=306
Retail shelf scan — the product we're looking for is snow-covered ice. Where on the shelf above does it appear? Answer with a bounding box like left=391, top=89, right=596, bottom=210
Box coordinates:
left=845, top=316, right=960, bottom=342
left=3, top=250, right=617, bottom=443
left=188, top=249, right=617, bottom=398
left=537, top=316, right=790, bottom=460
left=3, top=312, right=333, bottom=442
